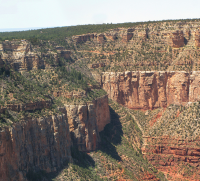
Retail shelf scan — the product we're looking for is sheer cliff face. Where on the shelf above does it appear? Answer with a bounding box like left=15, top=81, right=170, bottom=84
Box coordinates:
left=0, top=115, right=72, bottom=181
left=65, top=95, right=110, bottom=152
left=0, top=95, right=110, bottom=181
left=101, top=71, right=200, bottom=110
left=65, top=104, right=99, bottom=152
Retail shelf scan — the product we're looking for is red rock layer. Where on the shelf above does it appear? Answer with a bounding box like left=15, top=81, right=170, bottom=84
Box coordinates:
left=64, top=95, right=110, bottom=152
left=0, top=95, right=110, bottom=180
left=101, top=71, right=200, bottom=110
left=168, top=30, right=185, bottom=48
left=72, top=34, right=95, bottom=43
left=142, top=136, right=200, bottom=180
left=93, top=95, right=110, bottom=132
left=0, top=115, right=72, bottom=181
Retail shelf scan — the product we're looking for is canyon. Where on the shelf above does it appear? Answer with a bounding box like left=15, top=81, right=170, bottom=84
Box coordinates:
left=2, top=19, right=200, bottom=180
left=101, top=71, right=200, bottom=179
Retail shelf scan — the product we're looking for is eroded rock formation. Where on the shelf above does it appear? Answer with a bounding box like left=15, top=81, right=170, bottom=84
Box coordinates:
left=0, top=95, right=110, bottom=180
left=142, top=136, right=200, bottom=179
left=72, top=34, right=95, bottom=43
left=168, top=30, right=185, bottom=48
left=195, top=30, right=200, bottom=47
left=0, top=115, right=72, bottom=181
left=121, top=32, right=133, bottom=42
left=101, top=71, right=200, bottom=110
left=64, top=95, right=110, bottom=152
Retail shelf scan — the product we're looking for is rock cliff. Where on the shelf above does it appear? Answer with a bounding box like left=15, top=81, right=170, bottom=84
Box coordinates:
left=195, top=30, right=200, bottom=47
left=142, top=136, right=200, bottom=180
left=0, top=115, right=72, bottom=181
left=101, top=71, right=200, bottom=110
left=64, top=95, right=110, bottom=152
left=168, top=30, right=185, bottom=48
left=142, top=136, right=200, bottom=167
left=0, top=95, right=110, bottom=180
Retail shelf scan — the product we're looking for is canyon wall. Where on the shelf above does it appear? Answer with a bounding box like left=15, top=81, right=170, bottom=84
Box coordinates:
left=0, top=95, right=110, bottom=180
left=141, top=136, right=200, bottom=180
left=64, top=95, right=110, bottom=152
left=142, top=136, right=200, bottom=168
left=101, top=71, right=200, bottom=110
left=0, top=115, right=72, bottom=181
left=168, top=30, right=185, bottom=48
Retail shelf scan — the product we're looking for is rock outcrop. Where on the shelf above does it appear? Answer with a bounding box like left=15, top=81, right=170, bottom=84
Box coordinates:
left=0, top=95, right=110, bottom=180
left=195, top=30, right=200, bottom=47
left=142, top=136, right=200, bottom=179
left=90, top=62, right=106, bottom=68
left=97, top=34, right=105, bottom=44
left=121, top=32, right=133, bottom=42
left=64, top=95, right=110, bottom=152
left=93, top=95, right=110, bottom=132
left=72, top=34, right=95, bottom=44
left=138, top=30, right=148, bottom=39
left=168, top=30, right=185, bottom=48
left=0, top=115, right=72, bottom=181
left=101, top=71, right=200, bottom=110
left=1, top=40, right=31, bottom=53
left=0, top=40, right=46, bottom=71
left=0, top=99, right=52, bottom=113
left=104, top=33, right=117, bottom=41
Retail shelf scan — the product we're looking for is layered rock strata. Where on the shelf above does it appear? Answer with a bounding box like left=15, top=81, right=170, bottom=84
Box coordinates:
left=168, top=30, right=185, bottom=48
left=101, top=71, right=200, bottom=110
left=142, top=136, right=200, bottom=167
left=72, top=34, right=95, bottom=43
left=0, top=99, right=52, bottom=113
left=0, top=95, right=110, bottom=180
left=0, top=115, right=72, bottom=181
left=64, top=95, right=110, bottom=152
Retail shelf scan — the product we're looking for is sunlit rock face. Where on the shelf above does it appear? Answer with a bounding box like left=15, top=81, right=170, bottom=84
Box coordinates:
left=101, top=71, right=200, bottom=110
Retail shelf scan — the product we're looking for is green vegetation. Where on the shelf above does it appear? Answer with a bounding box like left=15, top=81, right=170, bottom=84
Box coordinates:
left=0, top=18, right=199, bottom=42
left=52, top=100, right=166, bottom=181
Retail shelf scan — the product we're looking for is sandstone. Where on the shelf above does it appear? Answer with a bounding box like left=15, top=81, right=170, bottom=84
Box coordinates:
left=104, top=33, right=117, bottom=41
left=0, top=99, right=52, bottom=113
left=72, top=34, right=95, bottom=44
left=138, top=30, right=148, bottom=39
left=195, top=30, right=200, bottom=47
left=142, top=136, right=200, bottom=169
left=64, top=95, right=110, bottom=151
left=184, top=29, right=191, bottom=40
left=0, top=95, right=110, bottom=180
left=0, top=40, right=46, bottom=71
left=0, top=115, right=72, bottom=181
left=93, top=95, right=110, bottom=132
left=91, top=62, right=106, bottom=68
left=97, top=34, right=105, bottom=44
left=1, top=40, right=31, bottom=53
left=59, top=50, right=71, bottom=60
left=121, top=32, right=133, bottom=42
left=101, top=71, right=200, bottom=110
left=168, top=30, right=185, bottom=48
